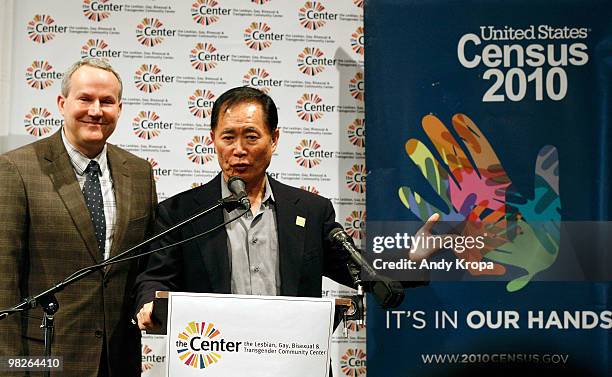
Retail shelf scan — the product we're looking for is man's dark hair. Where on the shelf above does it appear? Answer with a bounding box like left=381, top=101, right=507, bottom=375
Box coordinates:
left=210, top=86, right=278, bottom=134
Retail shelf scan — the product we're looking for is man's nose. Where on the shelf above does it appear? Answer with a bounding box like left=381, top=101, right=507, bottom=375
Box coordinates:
left=233, top=138, right=248, bottom=156
left=88, top=100, right=102, bottom=116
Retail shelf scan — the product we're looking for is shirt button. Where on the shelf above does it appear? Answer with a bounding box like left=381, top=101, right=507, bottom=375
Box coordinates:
left=94, top=329, right=104, bottom=338
left=251, top=266, right=260, bottom=273
left=252, top=237, right=258, bottom=244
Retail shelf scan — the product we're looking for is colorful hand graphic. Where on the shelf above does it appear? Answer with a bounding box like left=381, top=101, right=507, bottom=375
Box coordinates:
left=398, top=114, right=561, bottom=291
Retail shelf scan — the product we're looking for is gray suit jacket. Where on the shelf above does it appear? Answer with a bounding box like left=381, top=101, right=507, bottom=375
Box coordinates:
left=0, top=130, right=157, bottom=376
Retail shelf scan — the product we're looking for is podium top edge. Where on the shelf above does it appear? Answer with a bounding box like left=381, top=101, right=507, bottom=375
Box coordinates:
left=154, top=291, right=352, bottom=308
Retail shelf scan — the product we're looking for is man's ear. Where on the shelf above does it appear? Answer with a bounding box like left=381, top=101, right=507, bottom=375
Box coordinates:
left=57, top=95, right=66, bottom=116
left=271, top=128, right=279, bottom=152
left=210, top=129, right=218, bottom=153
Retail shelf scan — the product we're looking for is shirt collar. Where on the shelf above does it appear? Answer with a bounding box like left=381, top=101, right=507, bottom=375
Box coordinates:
left=61, top=128, right=109, bottom=176
left=221, top=174, right=275, bottom=204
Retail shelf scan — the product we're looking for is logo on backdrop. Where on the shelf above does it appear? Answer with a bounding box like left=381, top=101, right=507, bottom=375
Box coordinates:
left=188, top=89, right=216, bottom=119
left=346, top=164, right=366, bottom=193
left=297, top=47, right=336, bottom=76
left=190, top=42, right=228, bottom=72
left=175, top=321, right=240, bottom=369
left=294, top=139, right=327, bottom=168
left=134, top=64, right=174, bottom=93
left=146, top=158, right=172, bottom=181
left=242, top=68, right=282, bottom=94
left=252, top=0, right=271, bottom=4
left=350, top=26, right=364, bottom=56
left=25, top=61, right=62, bottom=90
left=244, top=22, right=283, bottom=51
left=347, top=118, right=365, bottom=148
left=298, top=1, right=337, bottom=30
left=456, top=25, right=590, bottom=102
left=133, top=111, right=172, bottom=140
left=296, top=93, right=335, bottom=122
left=300, top=185, right=320, bottom=195
left=82, top=0, right=122, bottom=22
left=191, top=0, right=229, bottom=26
left=136, top=18, right=176, bottom=47
left=353, top=0, right=364, bottom=8
left=81, top=39, right=121, bottom=59
left=23, top=108, right=63, bottom=137
left=349, top=71, right=364, bottom=101
left=27, top=14, right=66, bottom=43
left=345, top=210, right=365, bottom=241
left=340, top=348, right=367, bottom=376
left=187, top=136, right=216, bottom=164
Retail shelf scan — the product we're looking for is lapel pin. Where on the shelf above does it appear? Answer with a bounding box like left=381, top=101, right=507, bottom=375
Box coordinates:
left=295, top=216, right=306, bottom=227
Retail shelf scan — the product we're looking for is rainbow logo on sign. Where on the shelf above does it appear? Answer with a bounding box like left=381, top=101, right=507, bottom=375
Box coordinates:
left=82, top=0, right=112, bottom=22
left=345, top=210, right=365, bottom=241
left=81, top=39, right=107, bottom=59
left=297, top=47, right=326, bottom=76
left=340, top=348, right=367, bottom=376
left=296, top=93, right=324, bottom=122
left=24, top=107, right=56, bottom=137
left=176, top=321, right=222, bottom=369
left=349, top=71, right=364, bottom=101
left=191, top=0, right=221, bottom=26
left=244, top=22, right=273, bottom=51
left=190, top=42, right=220, bottom=72
left=188, top=89, right=216, bottom=119
left=25, top=61, right=57, bottom=90
left=350, top=26, right=364, bottom=56
left=141, top=344, right=154, bottom=371
left=298, top=1, right=327, bottom=30
left=294, top=139, right=323, bottom=168
left=134, top=64, right=162, bottom=93
left=346, top=164, right=366, bottom=194
left=243, top=68, right=272, bottom=93
left=187, top=136, right=216, bottom=165
left=132, top=111, right=161, bottom=140
left=27, top=14, right=57, bottom=44
left=347, top=119, right=365, bottom=148
left=136, top=18, right=165, bottom=47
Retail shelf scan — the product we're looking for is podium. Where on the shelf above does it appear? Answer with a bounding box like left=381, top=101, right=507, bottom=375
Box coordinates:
left=150, top=291, right=358, bottom=377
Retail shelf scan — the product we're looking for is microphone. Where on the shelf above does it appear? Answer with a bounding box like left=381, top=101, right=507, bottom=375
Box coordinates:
left=227, top=176, right=250, bottom=210
left=328, top=226, right=405, bottom=309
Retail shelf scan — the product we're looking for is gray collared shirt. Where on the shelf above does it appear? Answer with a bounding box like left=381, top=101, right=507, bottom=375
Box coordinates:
left=221, top=176, right=280, bottom=295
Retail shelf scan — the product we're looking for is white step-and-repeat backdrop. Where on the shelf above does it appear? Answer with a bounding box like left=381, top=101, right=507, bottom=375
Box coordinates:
left=8, top=1, right=366, bottom=376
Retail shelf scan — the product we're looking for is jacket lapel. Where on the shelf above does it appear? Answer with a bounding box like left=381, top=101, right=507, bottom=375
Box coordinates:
left=192, top=174, right=231, bottom=293
left=105, top=146, right=131, bottom=276
left=42, top=131, right=101, bottom=265
left=271, top=178, right=306, bottom=296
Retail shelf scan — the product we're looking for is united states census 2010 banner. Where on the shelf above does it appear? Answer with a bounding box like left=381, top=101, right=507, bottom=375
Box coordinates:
left=365, top=0, right=611, bottom=376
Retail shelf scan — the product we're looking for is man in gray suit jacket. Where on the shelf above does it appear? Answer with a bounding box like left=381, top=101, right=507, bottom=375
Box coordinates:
left=134, top=86, right=355, bottom=329
left=0, top=58, right=157, bottom=376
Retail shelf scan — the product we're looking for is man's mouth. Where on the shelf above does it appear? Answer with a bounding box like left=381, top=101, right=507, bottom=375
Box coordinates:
left=80, top=119, right=105, bottom=125
left=230, top=164, right=250, bottom=172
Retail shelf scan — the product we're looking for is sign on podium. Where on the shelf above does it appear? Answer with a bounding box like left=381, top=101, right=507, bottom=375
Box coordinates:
left=158, top=292, right=337, bottom=377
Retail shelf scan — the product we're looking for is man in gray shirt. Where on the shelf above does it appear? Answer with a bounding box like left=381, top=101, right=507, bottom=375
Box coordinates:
left=134, top=86, right=355, bottom=329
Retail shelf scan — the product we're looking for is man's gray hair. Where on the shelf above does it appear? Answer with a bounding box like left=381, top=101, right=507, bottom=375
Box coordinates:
left=61, top=58, right=123, bottom=100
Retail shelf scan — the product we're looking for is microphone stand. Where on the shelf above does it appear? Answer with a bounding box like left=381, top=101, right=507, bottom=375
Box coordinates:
left=341, top=262, right=366, bottom=337
left=0, top=195, right=244, bottom=377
